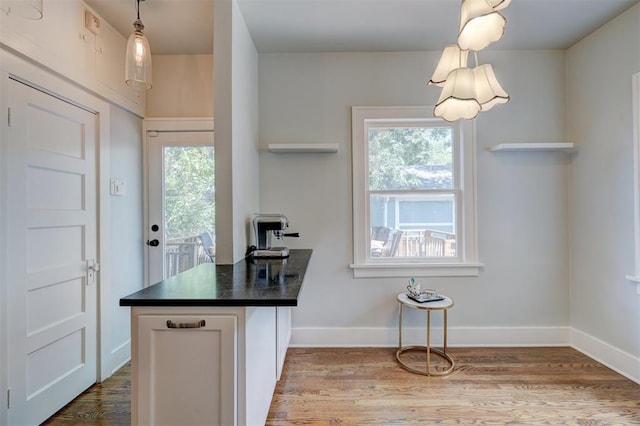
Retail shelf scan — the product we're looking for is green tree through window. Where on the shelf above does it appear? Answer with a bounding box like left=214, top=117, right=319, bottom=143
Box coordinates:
left=368, top=127, right=452, bottom=191
left=164, top=146, right=215, bottom=239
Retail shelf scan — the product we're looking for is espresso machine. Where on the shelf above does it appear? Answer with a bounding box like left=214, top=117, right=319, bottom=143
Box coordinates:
left=252, top=214, right=299, bottom=258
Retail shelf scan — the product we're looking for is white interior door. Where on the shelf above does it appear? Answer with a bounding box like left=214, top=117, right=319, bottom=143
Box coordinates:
left=147, top=130, right=215, bottom=285
left=6, top=78, right=98, bottom=425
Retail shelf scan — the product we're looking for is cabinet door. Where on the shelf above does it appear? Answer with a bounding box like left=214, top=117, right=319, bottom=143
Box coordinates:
left=136, top=314, right=236, bottom=426
left=276, top=307, right=292, bottom=379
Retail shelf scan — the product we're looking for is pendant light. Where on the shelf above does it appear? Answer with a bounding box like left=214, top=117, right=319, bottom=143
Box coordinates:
left=488, top=0, right=511, bottom=11
left=428, top=44, right=469, bottom=87
left=458, top=0, right=507, bottom=51
left=473, top=63, right=510, bottom=111
left=434, top=67, right=481, bottom=122
left=125, top=0, right=152, bottom=90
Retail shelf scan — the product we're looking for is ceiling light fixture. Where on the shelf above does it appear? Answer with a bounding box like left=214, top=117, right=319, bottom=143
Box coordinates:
left=473, top=62, right=510, bottom=111
left=487, top=0, right=511, bottom=11
left=125, top=0, right=152, bottom=90
left=430, top=0, right=510, bottom=121
left=434, top=67, right=481, bottom=122
left=458, top=0, right=507, bottom=51
left=1, top=0, right=43, bottom=20
left=428, top=44, right=469, bottom=87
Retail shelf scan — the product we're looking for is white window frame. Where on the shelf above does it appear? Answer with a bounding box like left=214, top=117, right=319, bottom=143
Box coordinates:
left=350, top=106, right=482, bottom=278
left=627, top=72, right=640, bottom=294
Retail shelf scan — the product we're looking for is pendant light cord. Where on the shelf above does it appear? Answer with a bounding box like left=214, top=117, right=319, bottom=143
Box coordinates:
left=136, top=0, right=140, bottom=20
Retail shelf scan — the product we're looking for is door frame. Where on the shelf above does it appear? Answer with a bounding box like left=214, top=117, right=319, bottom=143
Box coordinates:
left=142, top=118, right=214, bottom=287
left=0, top=49, right=115, bottom=423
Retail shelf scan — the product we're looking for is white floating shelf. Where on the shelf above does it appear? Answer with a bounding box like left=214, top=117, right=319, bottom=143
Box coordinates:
left=490, top=142, right=574, bottom=152
left=268, top=143, right=339, bottom=153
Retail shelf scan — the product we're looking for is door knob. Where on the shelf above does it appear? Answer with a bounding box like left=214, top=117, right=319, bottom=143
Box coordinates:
left=146, top=239, right=159, bottom=247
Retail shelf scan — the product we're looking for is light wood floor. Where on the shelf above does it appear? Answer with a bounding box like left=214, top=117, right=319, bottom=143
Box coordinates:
left=44, top=347, right=640, bottom=425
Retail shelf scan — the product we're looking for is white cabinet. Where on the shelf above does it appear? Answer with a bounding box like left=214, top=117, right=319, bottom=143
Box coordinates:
left=133, top=313, right=237, bottom=426
left=131, top=305, right=289, bottom=426
left=276, top=306, right=292, bottom=379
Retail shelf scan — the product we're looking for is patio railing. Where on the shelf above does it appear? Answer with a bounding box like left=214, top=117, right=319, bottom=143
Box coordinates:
left=165, top=235, right=212, bottom=278
left=378, top=229, right=456, bottom=258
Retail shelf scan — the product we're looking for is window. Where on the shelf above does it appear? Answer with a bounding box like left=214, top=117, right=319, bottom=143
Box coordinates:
left=350, top=106, right=481, bottom=277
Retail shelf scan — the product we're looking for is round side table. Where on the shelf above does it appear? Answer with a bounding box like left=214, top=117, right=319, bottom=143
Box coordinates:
left=396, top=292, right=455, bottom=376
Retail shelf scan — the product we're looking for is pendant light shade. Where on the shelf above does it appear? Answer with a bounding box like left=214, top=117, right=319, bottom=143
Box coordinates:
left=488, top=0, right=511, bottom=11
left=458, top=0, right=506, bottom=51
left=473, top=64, right=509, bottom=111
left=434, top=67, right=481, bottom=122
left=429, top=45, right=469, bottom=87
left=125, top=0, right=152, bottom=90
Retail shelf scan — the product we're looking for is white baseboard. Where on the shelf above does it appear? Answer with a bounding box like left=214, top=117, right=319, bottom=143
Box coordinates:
left=290, top=326, right=571, bottom=348
left=570, top=328, right=640, bottom=385
left=108, top=339, right=131, bottom=377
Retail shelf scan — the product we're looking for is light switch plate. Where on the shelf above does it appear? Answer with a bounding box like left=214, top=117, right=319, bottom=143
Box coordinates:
left=110, top=179, right=126, bottom=196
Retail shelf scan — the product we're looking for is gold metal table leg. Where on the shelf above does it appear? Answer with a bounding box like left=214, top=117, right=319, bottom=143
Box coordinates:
left=395, top=302, right=455, bottom=376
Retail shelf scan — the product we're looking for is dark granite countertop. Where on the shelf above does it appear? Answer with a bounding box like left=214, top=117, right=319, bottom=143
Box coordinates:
left=120, top=249, right=312, bottom=307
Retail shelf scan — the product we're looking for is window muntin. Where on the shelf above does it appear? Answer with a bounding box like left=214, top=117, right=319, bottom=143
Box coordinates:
left=351, top=106, right=480, bottom=277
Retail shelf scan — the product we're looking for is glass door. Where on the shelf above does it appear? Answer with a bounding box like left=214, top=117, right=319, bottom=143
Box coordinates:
left=147, top=130, right=215, bottom=285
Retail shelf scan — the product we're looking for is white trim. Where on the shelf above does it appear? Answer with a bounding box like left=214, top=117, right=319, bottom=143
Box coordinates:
left=630, top=72, right=640, bottom=295
left=350, top=106, right=479, bottom=278
left=267, top=143, right=339, bottom=153
left=0, top=55, right=8, bottom=426
left=349, top=262, right=483, bottom=277
left=144, top=117, right=214, bottom=133
left=290, top=326, right=570, bottom=348
left=142, top=117, right=215, bottom=287
left=109, top=340, right=131, bottom=376
left=571, top=328, right=640, bottom=384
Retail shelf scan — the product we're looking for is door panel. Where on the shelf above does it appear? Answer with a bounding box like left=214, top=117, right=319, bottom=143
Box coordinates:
left=7, top=78, right=98, bottom=425
left=147, top=131, right=215, bottom=285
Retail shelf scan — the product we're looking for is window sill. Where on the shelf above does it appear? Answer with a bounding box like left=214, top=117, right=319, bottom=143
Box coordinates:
left=349, top=262, right=483, bottom=278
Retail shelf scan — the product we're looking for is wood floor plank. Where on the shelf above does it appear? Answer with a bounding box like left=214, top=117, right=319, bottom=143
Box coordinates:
left=43, top=347, right=640, bottom=425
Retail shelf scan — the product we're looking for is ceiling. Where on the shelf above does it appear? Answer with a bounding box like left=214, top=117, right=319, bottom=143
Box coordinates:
left=83, top=0, right=640, bottom=55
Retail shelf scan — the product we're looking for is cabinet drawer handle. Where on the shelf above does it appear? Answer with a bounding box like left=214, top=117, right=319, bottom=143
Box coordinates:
left=166, top=319, right=206, bottom=329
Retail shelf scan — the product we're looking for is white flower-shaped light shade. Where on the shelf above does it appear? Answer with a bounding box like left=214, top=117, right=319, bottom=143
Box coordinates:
left=458, top=0, right=507, bottom=51
left=473, top=64, right=510, bottom=111
left=434, top=67, right=481, bottom=122
left=429, top=45, right=469, bottom=87
left=125, top=19, right=153, bottom=90
left=488, top=0, right=511, bottom=11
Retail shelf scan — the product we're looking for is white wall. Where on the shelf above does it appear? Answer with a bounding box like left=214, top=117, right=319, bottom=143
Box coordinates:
left=231, top=0, right=260, bottom=261
left=104, top=105, right=144, bottom=374
left=146, top=55, right=213, bottom=118
left=567, top=5, right=640, bottom=378
left=214, top=0, right=260, bottom=264
left=258, top=50, right=571, bottom=346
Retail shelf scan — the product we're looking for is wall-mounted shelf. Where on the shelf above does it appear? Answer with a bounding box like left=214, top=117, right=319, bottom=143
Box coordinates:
left=625, top=275, right=640, bottom=295
left=268, top=143, right=339, bottom=153
left=489, top=142, right=574, bottom=152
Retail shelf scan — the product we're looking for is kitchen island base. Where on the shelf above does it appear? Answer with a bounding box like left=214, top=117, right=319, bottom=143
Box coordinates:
left=131, top=305, right=290, bottom=426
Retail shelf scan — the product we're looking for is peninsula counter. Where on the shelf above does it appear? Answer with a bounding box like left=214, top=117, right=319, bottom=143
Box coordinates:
left=120, top=249, right=312, bottom=426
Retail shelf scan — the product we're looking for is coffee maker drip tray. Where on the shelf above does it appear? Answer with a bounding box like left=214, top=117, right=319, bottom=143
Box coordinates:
left=253, top=247, right=290, bottom=258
